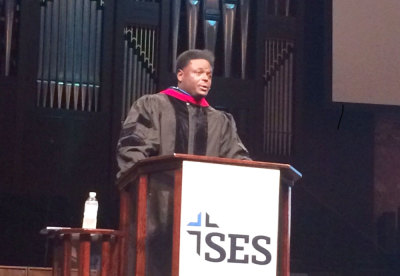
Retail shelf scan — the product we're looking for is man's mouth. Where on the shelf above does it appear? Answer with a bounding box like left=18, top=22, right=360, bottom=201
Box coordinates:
left=200, top=85, right=209, bottom=92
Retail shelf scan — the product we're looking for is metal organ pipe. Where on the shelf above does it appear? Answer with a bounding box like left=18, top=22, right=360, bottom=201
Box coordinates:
left=186, top=0, right=200, bottom=49
left=35, top=0, right=103, bottom=111
left=240, top=0, right=249, bottom=79
left=222, top=1, right=236, bottom=77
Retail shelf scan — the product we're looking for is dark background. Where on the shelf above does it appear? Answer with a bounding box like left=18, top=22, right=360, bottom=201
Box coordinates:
left=1, top=0, right=399, bottom=275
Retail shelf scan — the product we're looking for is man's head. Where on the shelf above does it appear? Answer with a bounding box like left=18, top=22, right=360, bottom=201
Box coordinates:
left=176, top=49, right=215, bottom=99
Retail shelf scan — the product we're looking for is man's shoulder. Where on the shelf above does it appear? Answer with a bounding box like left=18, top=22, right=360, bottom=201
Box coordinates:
left=207, top=106, right=234, bottom=121
left=133, top=92, right=170, bottom=106
left=136, top=92, right=167, bottom=101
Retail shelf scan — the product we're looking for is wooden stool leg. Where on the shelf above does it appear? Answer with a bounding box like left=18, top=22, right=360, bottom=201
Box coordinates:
left=78, top=234, right=91, bottom=276
left=63, top=234, right=72, bottom=276
left=52, top=237, right=60, bottom=276
left=111, top=236, right=120, bottom=276
left=101, top=235, right=111, bottom=276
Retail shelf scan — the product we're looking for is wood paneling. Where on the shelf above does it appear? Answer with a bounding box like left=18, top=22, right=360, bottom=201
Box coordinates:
left=0, top=266, right=52, bottom=276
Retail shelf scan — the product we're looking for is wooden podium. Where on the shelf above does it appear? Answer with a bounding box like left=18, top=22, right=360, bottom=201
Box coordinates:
left=117, top=154, right=301, bottom=276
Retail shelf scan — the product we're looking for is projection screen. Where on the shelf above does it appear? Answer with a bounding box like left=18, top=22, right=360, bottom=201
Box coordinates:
left=332, top=0, right=400, bottom=106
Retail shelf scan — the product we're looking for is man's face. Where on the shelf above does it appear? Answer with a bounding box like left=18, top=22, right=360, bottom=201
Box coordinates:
left=177, top=59, right=213, bottom=99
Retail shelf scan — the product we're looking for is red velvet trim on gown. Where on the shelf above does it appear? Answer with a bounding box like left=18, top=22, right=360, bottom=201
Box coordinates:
left=160, top=88, right=210, bottom=107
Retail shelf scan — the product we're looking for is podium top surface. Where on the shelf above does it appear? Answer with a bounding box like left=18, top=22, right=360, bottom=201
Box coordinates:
left=117, top=154, right=302, bottom=189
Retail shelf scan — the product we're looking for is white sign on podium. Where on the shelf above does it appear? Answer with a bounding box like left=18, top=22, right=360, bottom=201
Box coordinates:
left=179, top=161, right=281, bottom=276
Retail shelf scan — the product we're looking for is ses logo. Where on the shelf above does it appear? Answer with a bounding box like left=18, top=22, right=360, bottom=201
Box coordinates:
left=185, top=212, right=272, bottom=265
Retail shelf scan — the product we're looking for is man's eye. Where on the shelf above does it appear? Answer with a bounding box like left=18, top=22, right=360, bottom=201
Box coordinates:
left=194, top=71, right=211, bottom=77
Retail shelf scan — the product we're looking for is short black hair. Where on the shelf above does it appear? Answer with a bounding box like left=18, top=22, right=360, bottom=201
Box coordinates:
left=176, top=49, right=215, bottom=72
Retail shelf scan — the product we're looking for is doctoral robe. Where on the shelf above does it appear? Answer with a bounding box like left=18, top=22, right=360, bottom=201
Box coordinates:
left=117, top=88, right=250, bottom=178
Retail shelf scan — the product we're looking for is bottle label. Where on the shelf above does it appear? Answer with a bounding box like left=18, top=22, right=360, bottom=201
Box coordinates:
left=84, top=204, right=98, bottom=216
left=82, top=202, right=98, bottom=229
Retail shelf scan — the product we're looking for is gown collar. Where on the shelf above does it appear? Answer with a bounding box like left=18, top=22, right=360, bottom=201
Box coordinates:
left=160, top=87, right=210, bottom=107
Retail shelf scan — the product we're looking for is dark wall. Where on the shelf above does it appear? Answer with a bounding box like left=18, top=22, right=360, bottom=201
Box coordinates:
left=0, top=0, right=118, bottom=266
left=295, top=0, right=374, bottom=231
left=289, top=1, right=392, bottom=274
left=0, top=77, right=17, bottom=191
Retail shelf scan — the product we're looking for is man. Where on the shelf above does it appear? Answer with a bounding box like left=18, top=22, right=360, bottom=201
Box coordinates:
left=117, top=49, right=250, bottom=178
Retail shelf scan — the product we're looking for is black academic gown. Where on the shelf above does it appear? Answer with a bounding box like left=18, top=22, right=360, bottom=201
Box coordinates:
left=117, top=88, right=250, bottom=178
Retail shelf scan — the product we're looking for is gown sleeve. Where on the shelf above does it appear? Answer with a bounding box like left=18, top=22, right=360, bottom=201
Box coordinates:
left=219, top=112, right=252, bottom=160
left=116, top=95, right=161, bottom=178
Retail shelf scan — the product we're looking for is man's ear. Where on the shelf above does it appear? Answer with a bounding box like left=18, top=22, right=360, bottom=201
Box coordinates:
left=177, top=69, right=183, bottom=82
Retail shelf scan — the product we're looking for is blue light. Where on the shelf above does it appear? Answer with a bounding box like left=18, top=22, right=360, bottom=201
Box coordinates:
left=207, top=20, right=217, bottom=27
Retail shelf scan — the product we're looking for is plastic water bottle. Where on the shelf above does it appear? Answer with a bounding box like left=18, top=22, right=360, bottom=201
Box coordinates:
left=82, top=192, right=98, bottom=229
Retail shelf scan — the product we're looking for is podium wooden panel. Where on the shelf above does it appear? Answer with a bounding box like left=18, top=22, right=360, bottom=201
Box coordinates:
left=117, top=154, right=301, bottom=276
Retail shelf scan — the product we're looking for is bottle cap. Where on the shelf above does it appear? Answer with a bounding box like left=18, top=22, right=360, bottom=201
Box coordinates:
left=89, top=192, right=96, bottom=197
